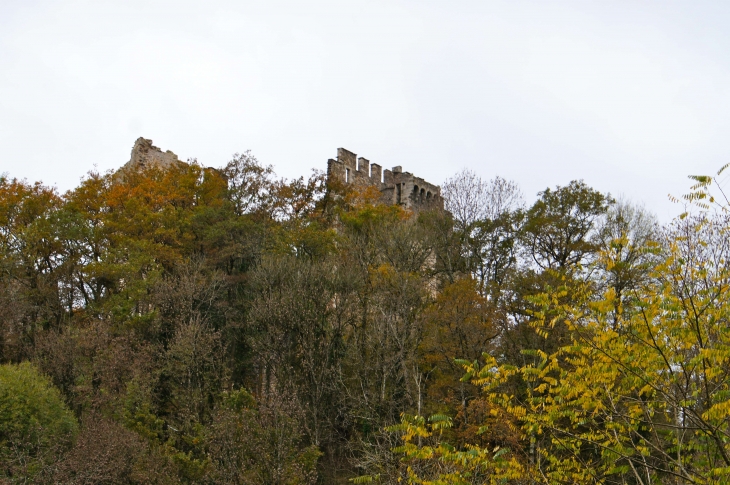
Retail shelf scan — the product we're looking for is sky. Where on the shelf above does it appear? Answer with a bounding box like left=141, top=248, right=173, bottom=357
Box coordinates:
left=2, top=0, right=730, bottom=220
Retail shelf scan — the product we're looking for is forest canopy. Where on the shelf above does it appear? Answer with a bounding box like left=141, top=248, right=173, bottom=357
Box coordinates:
left=0, top=153, right=727, bottom=485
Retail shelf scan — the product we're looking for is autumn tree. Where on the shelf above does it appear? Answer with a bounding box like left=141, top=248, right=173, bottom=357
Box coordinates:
left=0, top=178, right=64, bottom=361
left=389, top=211, right=730, bottom=485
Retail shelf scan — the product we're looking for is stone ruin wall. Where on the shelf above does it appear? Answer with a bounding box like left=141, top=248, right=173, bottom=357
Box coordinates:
left=125, top=137, right=182, bottom=171
left=327, top=148, right=443, bottom=211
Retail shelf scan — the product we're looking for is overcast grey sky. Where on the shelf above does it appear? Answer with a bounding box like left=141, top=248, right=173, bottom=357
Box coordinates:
left=2, top=0, right=729, bottom=219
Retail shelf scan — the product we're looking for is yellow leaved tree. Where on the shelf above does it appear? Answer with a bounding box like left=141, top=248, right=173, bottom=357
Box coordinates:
left=382, top=211, right=730, bottom=484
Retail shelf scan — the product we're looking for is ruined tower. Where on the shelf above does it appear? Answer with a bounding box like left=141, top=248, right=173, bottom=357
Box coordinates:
left=326, top=148, right=443, bottom=211
left=124, top=137, right=182, bottom=171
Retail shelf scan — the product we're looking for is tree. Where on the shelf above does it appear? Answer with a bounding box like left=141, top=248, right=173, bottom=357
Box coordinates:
left=0, top=178, right=64, bottom=361
left=499, top=180, right=613, bottom=370
left=520, top=180, right=613, bottom=271
left=246, top=253, right=358, bottom=457
left=223, top=151, right=277, bottom=217
left=0, top=361, right=78, bottom=480
left=208, top=389, right=321, bottom=485
left=418, top=279, right=498, bottom=418
left=53, top=412, right=178, bottom=484
left=595, top=199, right=660, bottom=324
left=441, top=171, right=523, bottom=293
left=442, top=170, right=522, bottom=230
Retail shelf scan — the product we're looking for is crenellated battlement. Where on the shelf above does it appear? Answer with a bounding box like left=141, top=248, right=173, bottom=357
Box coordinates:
left=327, top=148, right=443, bottom=211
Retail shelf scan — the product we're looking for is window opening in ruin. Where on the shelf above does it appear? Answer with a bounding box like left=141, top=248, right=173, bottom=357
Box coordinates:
left=345, top=168, right=350, bottom=183
left=420, top=188, right=425, bottom=202
left=396, top=183, right=402, bottom=203
left=427, top=191, right=432, bottom=200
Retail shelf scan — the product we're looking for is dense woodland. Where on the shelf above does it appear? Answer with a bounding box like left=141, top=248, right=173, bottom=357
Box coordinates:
left=1, top=153, right=729, bottom=485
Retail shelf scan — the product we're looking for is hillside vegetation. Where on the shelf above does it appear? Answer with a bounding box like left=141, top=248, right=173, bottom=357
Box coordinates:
left=1, top=154, right=728, bottom=484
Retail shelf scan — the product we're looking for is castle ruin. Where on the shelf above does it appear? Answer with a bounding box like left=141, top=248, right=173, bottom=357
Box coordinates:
left=327, top=148, right=443, bottom=211
left=121, top=140, right=443, bottom=212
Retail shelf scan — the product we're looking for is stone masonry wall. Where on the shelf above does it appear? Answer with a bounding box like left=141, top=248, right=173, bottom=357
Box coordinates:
left=125, top=137, right=181, bottom=171
left=327, top=147, right=443, bottom=211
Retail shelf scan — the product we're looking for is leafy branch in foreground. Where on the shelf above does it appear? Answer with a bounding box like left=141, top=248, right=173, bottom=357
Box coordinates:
left=354, top=413, right=526, bottom=484
left=672, top=163, right=730, bottom=214
left=391, top=214, right=730, bottom=484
